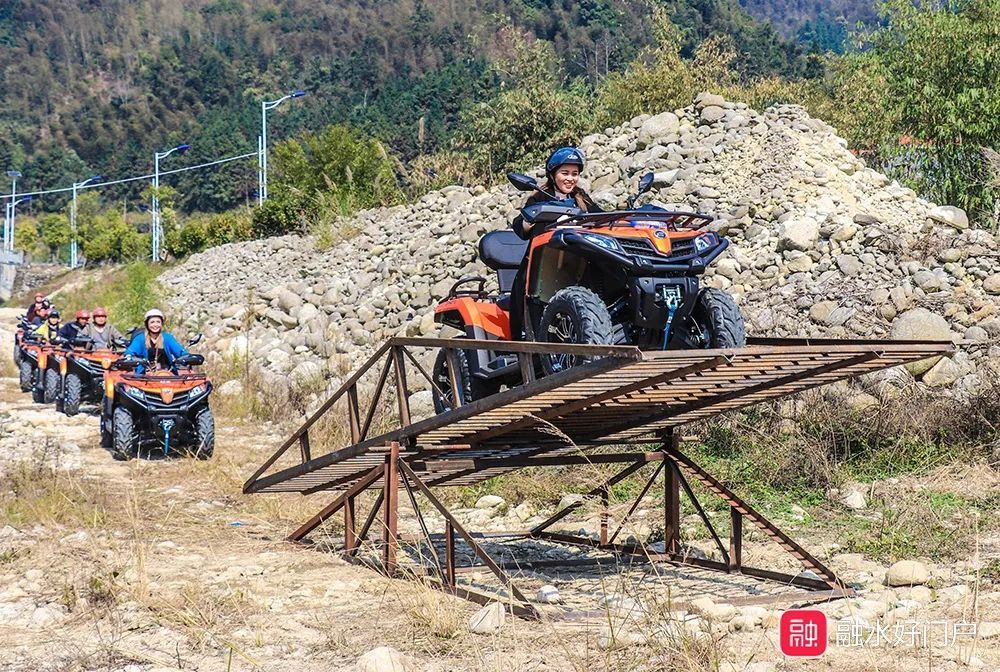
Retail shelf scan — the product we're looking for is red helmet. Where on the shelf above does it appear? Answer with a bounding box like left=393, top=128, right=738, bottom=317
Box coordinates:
left=92, top=307, right=108, bottom=318
left=75, top=309, right=91, bottom=320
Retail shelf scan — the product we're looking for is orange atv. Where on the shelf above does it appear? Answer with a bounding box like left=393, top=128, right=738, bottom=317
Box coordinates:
left=18, top=336, right=49, bottom=402
left=57, top=334, right=127, bottom=416
left=100, top=349, right=214, bottom=461
left=432, top=171, right=745, bottom=411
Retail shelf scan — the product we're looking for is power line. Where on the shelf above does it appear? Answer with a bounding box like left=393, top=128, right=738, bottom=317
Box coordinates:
left=4, top=152, right=257, bottom=199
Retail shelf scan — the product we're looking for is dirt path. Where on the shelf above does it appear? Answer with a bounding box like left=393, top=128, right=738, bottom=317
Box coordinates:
left=1, top=308, right=997, bottom=672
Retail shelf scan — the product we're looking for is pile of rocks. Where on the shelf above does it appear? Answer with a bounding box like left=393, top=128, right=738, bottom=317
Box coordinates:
left=161, top=92, right=1000, bottom=393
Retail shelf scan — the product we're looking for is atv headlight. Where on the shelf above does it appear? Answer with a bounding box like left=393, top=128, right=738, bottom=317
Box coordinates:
left=581, top=233, right=622, bottom=252
left=693, top=232, right=720, bottom=253
left=123, top=385, right=145, bottom=400
left=189, top=384, right=206, bottom=397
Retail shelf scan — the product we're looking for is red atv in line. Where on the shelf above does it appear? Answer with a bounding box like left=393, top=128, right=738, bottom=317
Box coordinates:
left=431, top=172, right=745, bottom=411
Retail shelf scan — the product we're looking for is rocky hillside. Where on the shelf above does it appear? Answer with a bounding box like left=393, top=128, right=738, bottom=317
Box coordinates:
left=162, top=93, right=1000, bottom=394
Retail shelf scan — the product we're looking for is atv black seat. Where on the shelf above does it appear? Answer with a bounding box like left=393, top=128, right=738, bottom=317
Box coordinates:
left=479, top=231, right=527, bottom=294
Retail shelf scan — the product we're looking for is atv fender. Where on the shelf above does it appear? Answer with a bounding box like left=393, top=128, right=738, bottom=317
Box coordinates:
left=434, top=297, right=511, bottom=340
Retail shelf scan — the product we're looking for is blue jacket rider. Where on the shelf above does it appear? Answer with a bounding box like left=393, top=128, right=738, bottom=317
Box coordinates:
left=125, top=308, right=188, bottom=372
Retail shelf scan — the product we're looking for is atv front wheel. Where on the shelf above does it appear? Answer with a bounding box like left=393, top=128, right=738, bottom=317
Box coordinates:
left=538, top=286, right=614, bottom=376
left=689, top=288, right=746, bottom=348
left=13, top=344, right=21, bottom=366
left=43, top=368, right=61, bottom=404
left=19, top=359, right=33, bottom=392
left=112, top=406, right=139, bottom=461
left=63, top=373, right=83, bottom=416
left=190, top=408, right=215, bottom=460
left=31, top=368, right=45, bottom=403
left=431, top=347, right=500, bottom=414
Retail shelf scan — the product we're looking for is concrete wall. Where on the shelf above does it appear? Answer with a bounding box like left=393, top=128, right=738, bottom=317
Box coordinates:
left=0, top=251, right=24, bottom=302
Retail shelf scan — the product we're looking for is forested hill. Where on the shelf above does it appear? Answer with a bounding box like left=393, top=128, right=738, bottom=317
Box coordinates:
left=0, top=0, right=808, bottom=213
left=737, top=0, right=877, bottom=49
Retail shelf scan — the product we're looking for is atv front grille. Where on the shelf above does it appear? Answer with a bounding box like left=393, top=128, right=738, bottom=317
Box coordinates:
left=617, top=236, right=697, bottom=262
left=617, top=237, right=662, bottom=262
left=146, top=390, right=191, bottom=410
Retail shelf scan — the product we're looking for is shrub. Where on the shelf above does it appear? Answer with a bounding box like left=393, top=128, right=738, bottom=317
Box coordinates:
left=166, top=209, right=254, bottom=258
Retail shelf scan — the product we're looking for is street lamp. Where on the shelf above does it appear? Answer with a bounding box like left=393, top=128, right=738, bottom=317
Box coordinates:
left=7, top=195, right=30, bottom=252
left=4, top=170, right=21, bottom=253
left=259, top=89, right=306, bottom=205
left=70, top=175, right=102, bottom=268
left=152, top=143, right=189, bottom=262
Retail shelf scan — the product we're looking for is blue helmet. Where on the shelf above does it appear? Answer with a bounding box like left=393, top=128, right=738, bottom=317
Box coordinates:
left=545, top=146, right=585, bottom=176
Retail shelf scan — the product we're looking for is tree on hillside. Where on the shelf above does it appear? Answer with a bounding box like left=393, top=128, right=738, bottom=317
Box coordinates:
left=40, top=213, right=71, bottom=262
left=845, top=0, right=1000, bottom=226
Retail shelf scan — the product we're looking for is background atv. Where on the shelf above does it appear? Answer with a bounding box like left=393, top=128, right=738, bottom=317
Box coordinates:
left=101, top=341, right=214, bottom=461
left=18, top=337, right=44, bottom=399
left=59, top=335, right=126, bottom=416
left=432, top=171, right=745, bottom=411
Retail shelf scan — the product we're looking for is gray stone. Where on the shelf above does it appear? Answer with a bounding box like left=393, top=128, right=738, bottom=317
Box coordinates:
left=468, top=602, right=506, bottom=634
left=778, top=218, right=820, bottom=252
left=983, top=274, right=1000, bottom=294
left=921, top=357, right=963, bottom=387
left=356, top=646, right=417, bottom=672
left=474, top=495, right=505, bottom=509
left=636, top=111, right=680, bottom=149
left=837, top=255, right=862, bottom=277
left=885, top=560, right=930, bottom=587
left=927, top=205, right=969, bottom=230
left=841, top=489, right=866, bottom=510
left=889, top=308, right=952, bottom=376
left=700, top=106, right=726, bottom=124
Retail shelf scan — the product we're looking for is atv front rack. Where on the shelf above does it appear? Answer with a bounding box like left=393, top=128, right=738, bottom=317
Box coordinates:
left=245, top=337, right=953, bottom=619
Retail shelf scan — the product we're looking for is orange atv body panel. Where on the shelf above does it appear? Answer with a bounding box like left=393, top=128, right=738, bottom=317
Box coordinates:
left=435, top=296, right=511, bottom=340
left=525, top=224, right=703, bottom=286
left=72, top=348, right=123, bottom=370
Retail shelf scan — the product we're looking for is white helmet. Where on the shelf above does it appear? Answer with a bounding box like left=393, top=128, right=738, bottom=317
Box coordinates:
left=144, top=308, right=165, bottom=324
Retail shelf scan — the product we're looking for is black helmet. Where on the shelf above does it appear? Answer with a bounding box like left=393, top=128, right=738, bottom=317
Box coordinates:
left=545, top=146, right=585, bottom=176
left=48, top=309, right=60, bottom=319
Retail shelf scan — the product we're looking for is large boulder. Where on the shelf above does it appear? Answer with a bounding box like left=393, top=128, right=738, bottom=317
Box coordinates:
left=889, top=308, right=952, bottom=376
left=885, top=560, right=930, bottom=587
left=778, top=218, right=820, bottom=252
left=636, top=111, right=680, bottom=149
left=927, top=205, right=969, bottom=230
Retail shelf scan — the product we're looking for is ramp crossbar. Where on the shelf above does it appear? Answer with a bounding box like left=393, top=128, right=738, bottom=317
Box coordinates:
left=244, top=337, right=953, bottom=616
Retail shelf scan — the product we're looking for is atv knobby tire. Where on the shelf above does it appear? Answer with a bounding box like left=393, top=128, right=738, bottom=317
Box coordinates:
left=538, top=286, right=614, bottom=376
left=191, top=408, right=215, bottom=460
left=19, top=359, right=33, bottom=392
left=431, top=346, right=500, bottom=414
left=31, top=368, right=45, bottom=403
left=691, top=288, right=746, bottom=348
left=112, top=406, right=139, bottom=461
left=63, top=372, right=83, bottom=416
left=43, top=368, right=61, bottom=404
left=13, top=344, right=21, bottom=366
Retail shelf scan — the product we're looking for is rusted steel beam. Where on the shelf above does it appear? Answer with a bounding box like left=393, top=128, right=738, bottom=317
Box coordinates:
left=445, top=521, right=455, bottom=587
left=391, top=349, right=412, bottom=428
left=344, top=495, right=356, bottom=552
left=347, top=386, right=361, bottom=444
left=286, top=466, right=383, bottom=542
left=399, top=464, right=444, bottom=579
left=673, top=461, right=729, bottom=565
left=397, top=461, right=537, bottom=615
left=665, top=444, right=845, bottom=589
left=729, top=509, right=742, bottom=572
left=382, top=442, right=400, bottom=574
left=299, top=432, right=311, bottom=463
left=349, top=490, right=384, bottom=558
left=664, top=433, right=681, bottom=556
left=518, top=353, right=536, bottom=385
left=444, top=349, right=462, bottom=409
left=529, top=460, right=649, bottom=536
left=608, top=462, right=664, bottom=544
left=408, top=451, right=665, bottom=473
left=243, top=340, right=393, bottom=491
left=360, top=355, right=394, bottom=441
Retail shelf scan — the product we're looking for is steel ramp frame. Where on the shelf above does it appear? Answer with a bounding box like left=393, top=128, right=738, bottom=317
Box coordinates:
left=243, top=336, right=954, bottom=617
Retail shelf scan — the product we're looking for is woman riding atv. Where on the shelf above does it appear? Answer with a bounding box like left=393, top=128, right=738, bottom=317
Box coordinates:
left=509, top=146, right=600, bottom=340
left=125, top=308, right=189, bottom=372
left=33, top=309, right=62, bottom=343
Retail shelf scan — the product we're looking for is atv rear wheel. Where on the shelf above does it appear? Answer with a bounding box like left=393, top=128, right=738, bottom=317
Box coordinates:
left=43, top=368, right=61, bottom=404
left=190, top=408, right=215, bottom=460
left=431, top=347, right=500, bottom=414
left=19, top=359, right=33, bottom=392
left=112, top=406, right=139, bottom=461
left=689, top=288, right=746, bottom=348
left=63, top=373, right=83, bottom=416
left=13, top=344, right=21, bottom=366
left=538, top=286, right=614, bottom=376
left=31, top=368, right=45, bottom=403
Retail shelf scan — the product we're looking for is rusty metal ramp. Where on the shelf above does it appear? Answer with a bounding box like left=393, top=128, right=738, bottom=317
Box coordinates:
left=244, top=337, right=951, bottom=495
left=243, top=336, right=952, bottom=618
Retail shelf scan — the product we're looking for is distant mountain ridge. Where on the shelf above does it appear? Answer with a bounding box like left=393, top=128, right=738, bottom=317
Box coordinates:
left=737, top=0, right=877, bottom=47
